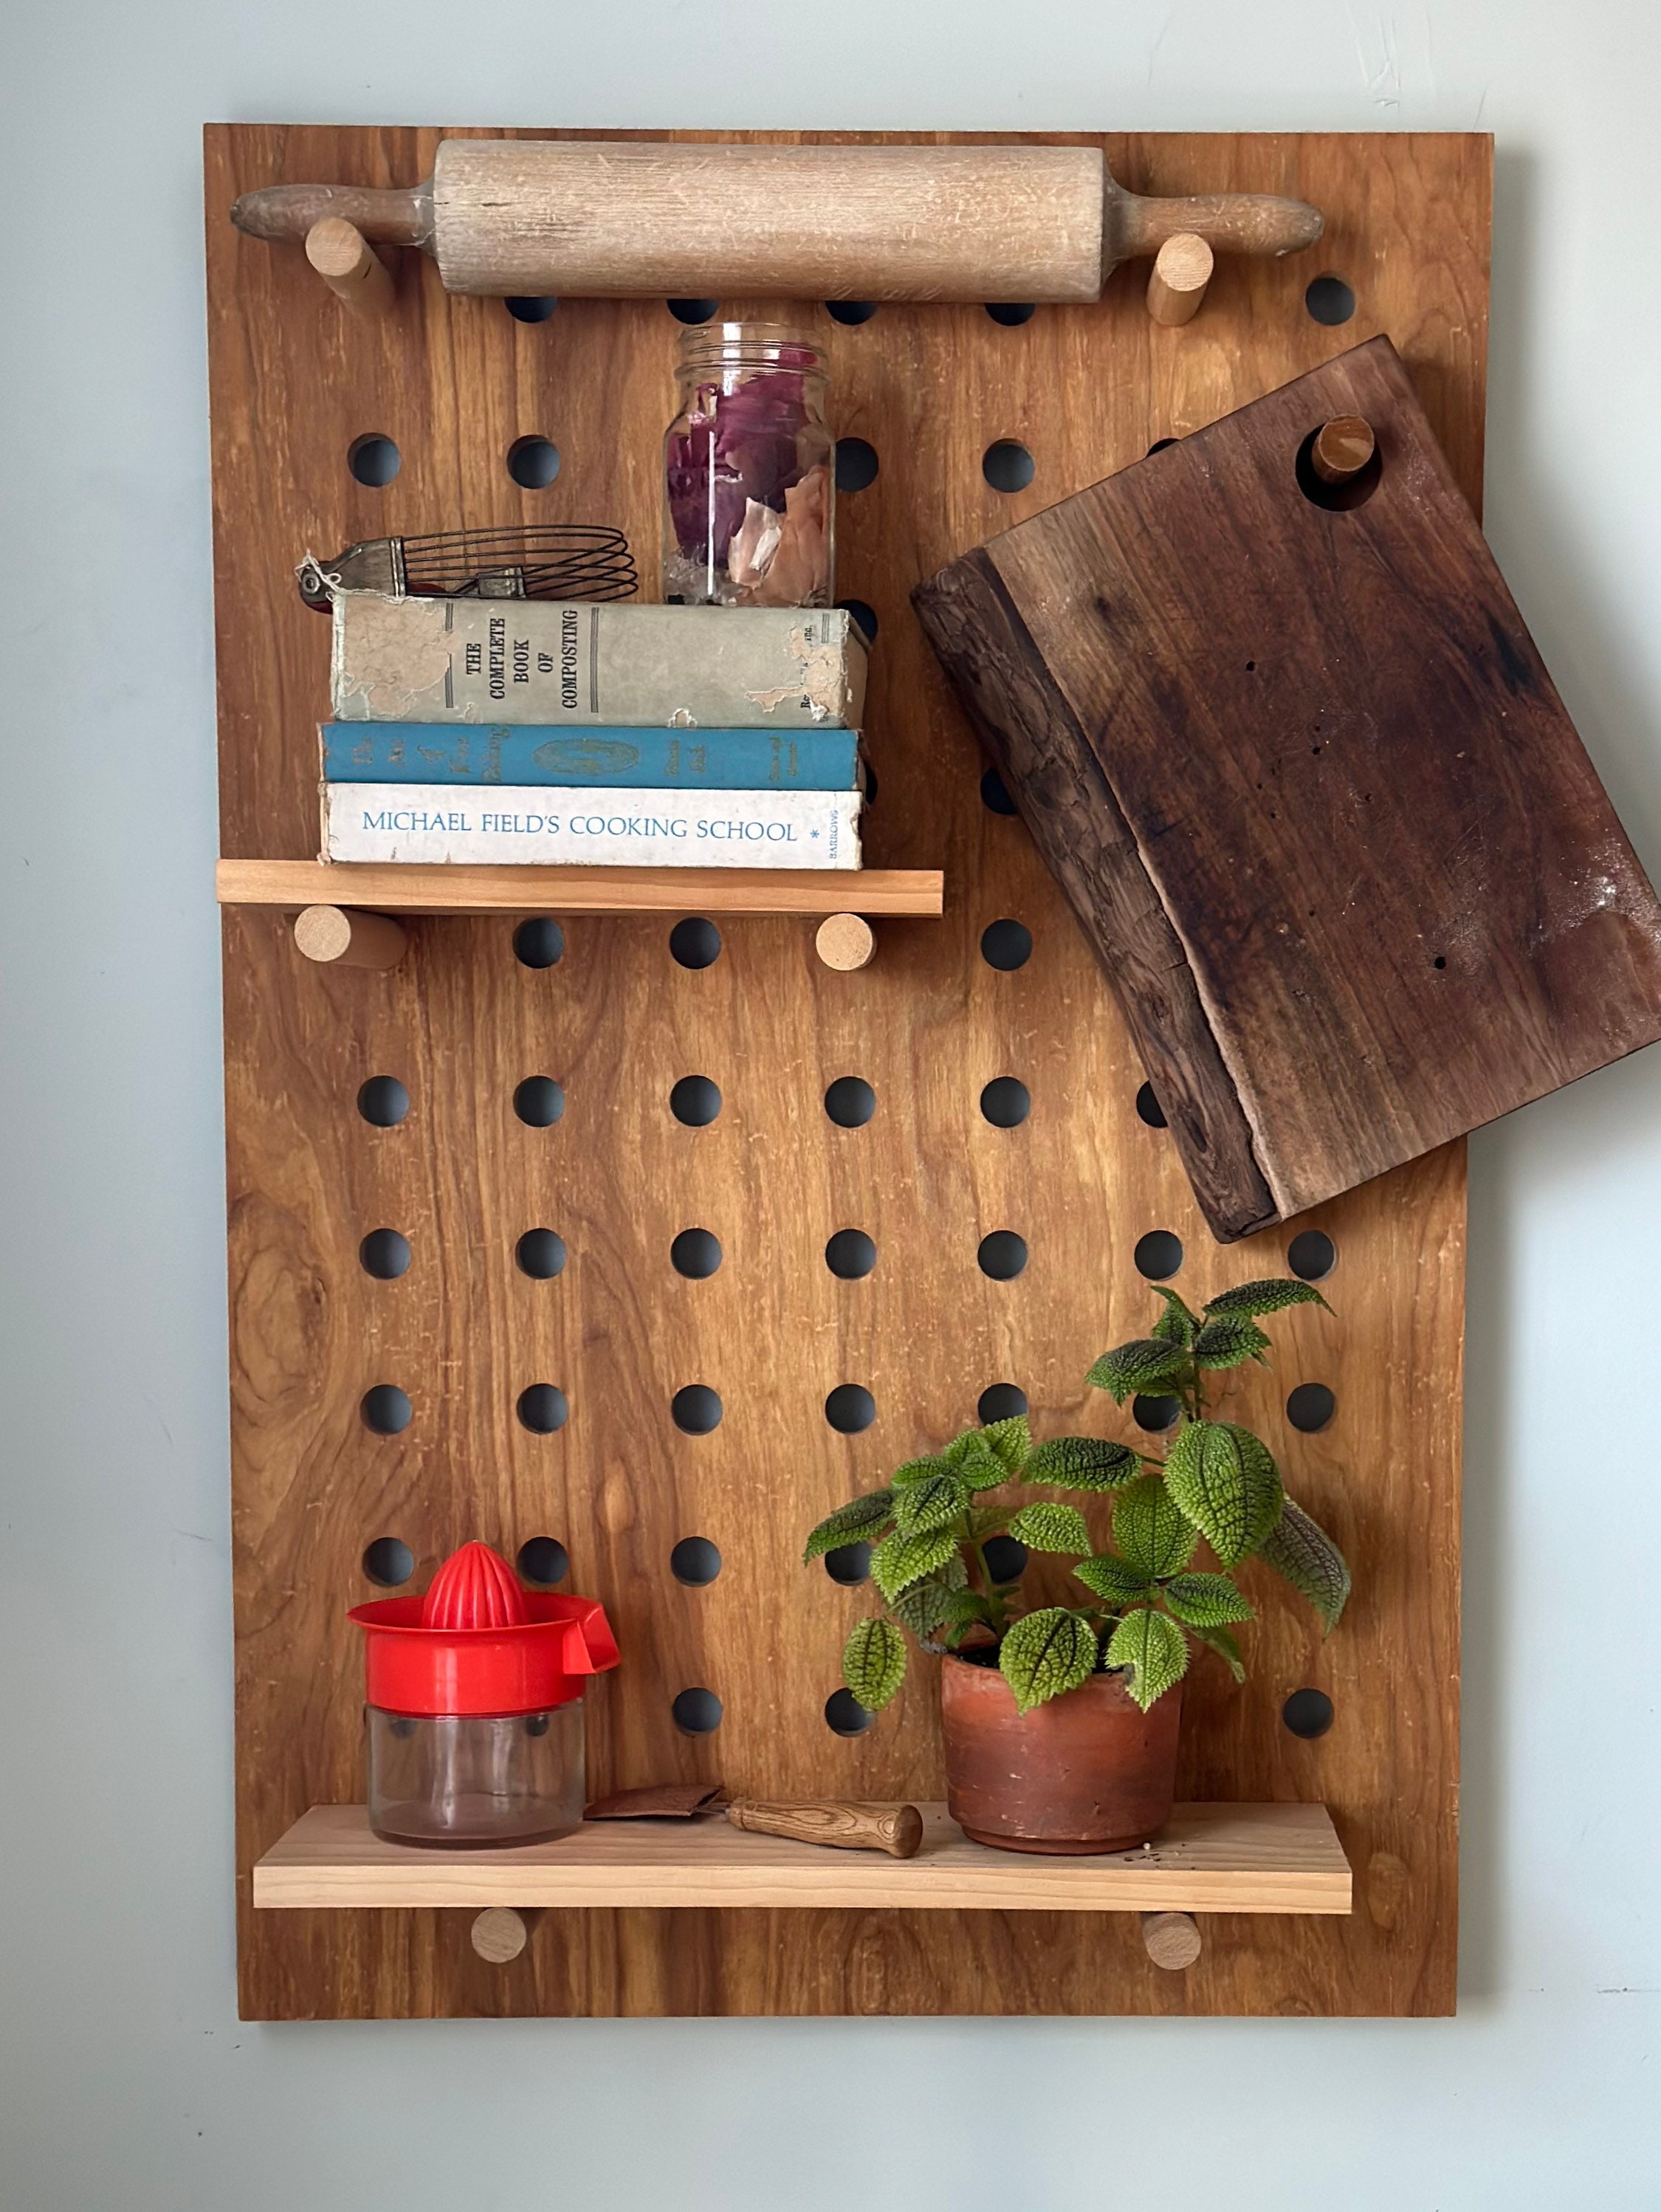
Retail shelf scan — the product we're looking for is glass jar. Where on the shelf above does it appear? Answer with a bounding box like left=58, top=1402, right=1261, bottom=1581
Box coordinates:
left=365, top=1695, right=587, bottom=1848
left=663, top=323, right=834, bottom=608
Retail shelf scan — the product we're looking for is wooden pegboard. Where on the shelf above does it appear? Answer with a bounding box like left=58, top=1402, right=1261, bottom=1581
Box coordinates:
left=207, top=125, right=1485, bottom=2019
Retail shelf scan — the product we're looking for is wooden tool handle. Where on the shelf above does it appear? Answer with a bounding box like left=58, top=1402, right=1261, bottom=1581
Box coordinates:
left=232, top=181, right=432, bottom=248
left=1108, top=183, right=1324, bottom=262
left=726, top=1798, right=924, bottom=1858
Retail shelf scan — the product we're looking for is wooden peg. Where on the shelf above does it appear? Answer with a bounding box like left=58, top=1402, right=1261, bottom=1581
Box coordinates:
left=305, top=216, right=395, bottom=316
left=1310, top=415, right=1376, bottom=486
left=1141, top=1909, right=1203, bottom=1971
left=470, top=1907, right=534, bottom=1964
left=292, top=904, right=407, bottom=969
left=1145, top=233, right=1214, bottom=326
left=726, top=1798, right=924, bottom=1858
left=815, top=913, right=876, bottom=971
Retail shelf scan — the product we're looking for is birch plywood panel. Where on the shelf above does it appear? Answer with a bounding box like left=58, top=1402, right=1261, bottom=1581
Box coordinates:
left=207, top=126, right=1485, bottom=2018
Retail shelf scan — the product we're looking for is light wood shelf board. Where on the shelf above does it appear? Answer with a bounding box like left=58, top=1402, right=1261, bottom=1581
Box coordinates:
left=216, top=858, right=944, bottom=916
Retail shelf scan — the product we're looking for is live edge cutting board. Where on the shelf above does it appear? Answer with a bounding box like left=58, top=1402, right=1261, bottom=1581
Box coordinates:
left=915, top=335, right=1661, bottom=1240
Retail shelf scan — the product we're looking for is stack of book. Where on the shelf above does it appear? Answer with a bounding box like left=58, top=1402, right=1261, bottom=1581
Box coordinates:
left=319, top=594, right=870, bottom=870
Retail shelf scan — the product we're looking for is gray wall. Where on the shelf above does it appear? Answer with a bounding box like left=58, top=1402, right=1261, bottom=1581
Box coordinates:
left=3, top=3, right=1657, bottom=2205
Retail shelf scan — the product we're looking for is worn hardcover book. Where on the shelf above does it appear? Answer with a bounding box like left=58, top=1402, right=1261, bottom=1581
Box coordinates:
left=323, top=783, right=862, bottom=868
left=330, top=594, right=868, bottom=728
left=320, top=721, right=863, bottom=789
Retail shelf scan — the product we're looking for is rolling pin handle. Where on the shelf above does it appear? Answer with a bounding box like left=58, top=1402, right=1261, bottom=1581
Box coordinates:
left=1110, top=187, right=1323, bottom=267
left=232, top=181, right=433, bottom=250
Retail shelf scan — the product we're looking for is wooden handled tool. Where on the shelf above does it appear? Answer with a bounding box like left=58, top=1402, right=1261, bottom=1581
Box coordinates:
left=726, top=1798, right=924, bottom=1858
left=231, top=140, right=1321, bottom=302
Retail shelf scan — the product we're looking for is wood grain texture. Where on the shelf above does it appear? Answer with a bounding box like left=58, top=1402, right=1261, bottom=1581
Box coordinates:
left=219, top=859, right=942, bottom=916
left=915, top=334, right=1661, bottom=1240
left=256, top=1802, right=1349, bottom=1912
left=207, top=125, right=1482, bottom=2019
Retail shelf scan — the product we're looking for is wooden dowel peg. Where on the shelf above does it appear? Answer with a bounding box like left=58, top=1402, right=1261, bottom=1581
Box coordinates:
left=470, top=1907, right=535, bottom=1964
left=726, top=1798, right=924, bottom=1858
left=815, top=913, right=876, bottom=971
left=1141, top=1909, right=1203, bottom=1971
left=305, top=216, right=396, bottom=316
left=1145, top=233, right=1214, bottom=326
left=1310, top=415, right=1376, bottom=486
left=292, top=904, right=407, bottom=969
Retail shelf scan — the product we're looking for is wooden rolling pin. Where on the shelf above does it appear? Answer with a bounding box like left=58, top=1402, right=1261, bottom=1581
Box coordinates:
left=726, top=1798, right=924, bottom=1858
left=230, top=140, right=1321, bottom=302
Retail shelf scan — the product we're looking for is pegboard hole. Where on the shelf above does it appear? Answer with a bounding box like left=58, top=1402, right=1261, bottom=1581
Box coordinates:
left=360, top=1229, right=411, bottom=1280
left=822, top=1542, right=872, bottom=1586
left=670, top=916, right=722, bottom=969
left=1304, top=274, right=1356, bottom=326
left=513, top=1076, right=565, bottom=1127
left=362, top=1536, right=414, bottom=1587
left=982, top=439, right=1035, bottom=494
left=670, top=1075, right=723, bottom=1127
left=671, top=1228, right=723, bottom=1279
left=977, top=1383, right=1028, bottom=1423
left=1135, top=1081, right=1168, bottom=1130
left=824, top=1076, right=875, bottom=1127
left=1146, top=436, right=1178, bottom=456
left=980, top=918, right=1033, bottom=971
left=1287, top=1229, right=1337, bottom=1282
left=1294, top=425, right=1382, bottom=512
left=1283, top=1686, right=1335, bottom=1739
left=1134, top=1229, right=1183, bottom=1281
left=1286, top=1382, right=1336, bottom=1434
left=977, top=1231, right=1028, bottom=1281
left=348, top=433, right=400, bottom=487
left=825, top=300, right=879, bottom=325
left=825, top=1229, right=876, bottom=1280
left=517, top=1384, right=569, bottom=1434
left=507, top=435, right=561, bottom=490
left=839, top=598, right=878, bottom=643
left=516, top=1228, right=568, bottom=1280
left=357, top=1075, right=410, bottom=1127
left=513, top=916, right=565, bottom=968
left=1433, top=953, right=1448, bottom=969
left=825, top=1688, right=875, bottom=1736
left=1134, top=1393, right=1181, bottom=1433
left=361, top=1384, right=412, bottom=1435
left=667, top=298, right=720, bottom=324
left=835, top=438, right=879, bottom=492
left=670, top=1536, right=723, bottom=1587
left=673, top=1384, right=723, bottom=1435
left=672, top=1686, right=723, bottom=1733
left=506, top=295, right=558, bottom=323
left=517, top=1536, right=570, bottom=1585
left=980, top=765, right=1018, bottom=815
left=980, top=1076, right=1031, bottom=1128
left=986, top=302, right=1036, bottom=326
left=981, top=1533, right=1028, bottom=1584
left=825, top=1384, right=876, bottom=1434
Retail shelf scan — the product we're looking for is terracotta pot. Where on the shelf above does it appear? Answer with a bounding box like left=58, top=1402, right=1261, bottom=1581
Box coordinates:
left=939, top=1652, right=1182, bottom=1854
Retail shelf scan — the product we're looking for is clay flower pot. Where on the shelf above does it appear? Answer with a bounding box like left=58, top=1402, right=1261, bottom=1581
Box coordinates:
left=939, top=1652, right=1182, bottom=1854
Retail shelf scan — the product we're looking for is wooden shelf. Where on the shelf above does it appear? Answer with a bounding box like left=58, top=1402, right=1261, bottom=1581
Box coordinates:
left=254, top=1801, right=1352, bottom=1914
left=216, top=859, right=944, bottom=917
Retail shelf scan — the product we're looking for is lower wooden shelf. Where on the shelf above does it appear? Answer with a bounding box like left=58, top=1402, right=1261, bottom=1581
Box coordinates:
left=253, top=1801, right=1352, bottom=1914
left=216, top=859, right=944, bottom=917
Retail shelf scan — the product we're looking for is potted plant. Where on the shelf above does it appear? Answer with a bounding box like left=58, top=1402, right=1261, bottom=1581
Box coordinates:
left=805, top=1276, right=1351, bottom=1853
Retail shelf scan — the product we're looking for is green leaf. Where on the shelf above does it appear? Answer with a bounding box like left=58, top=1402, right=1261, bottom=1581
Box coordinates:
left=1188, top=1619, right=1247, bottom=1683
left=1162, top=1572, right=1255, bottom=1628
left=803, top=1488, right=895, bottom=1564
left=1259, top=1497, right=1352, bottom=1634
left=943, top=1430, right=1008, bottom=1491
left=1008, top=1502, right=1093, bottom=1556
left=1163, top=1421, right=1285, bottom=1569
left=1203, top=1278, right=1329, bottom=1319
left=998, top=1607, right=1099, bottom=1714
left=892, top=1470, right=970, bottom=1536
left=842, top=1617, right=907, bottom=1711
left=1104, top=1607, right=1190, bottom=1711
left=1113, top=1475, right=1199, bottom=1578
left=1149, top=1286, right=1198, bottom=1349
left=872, top=1525, right=960, bottom=1604
left=981, top=1415, right=1031, bottom=1474
left=1073, top=1552, right=1155, bottom=1605
left=888, top=1559, right=969, bottom=1638
left=1022, top=1436, right=1143, bottom=1493
left=1086, top=1338, right=1192, bottom=1404
left=1191, top=1315, right=1271, bottom=1370
left=890, top=1454, right=951, bottom=1491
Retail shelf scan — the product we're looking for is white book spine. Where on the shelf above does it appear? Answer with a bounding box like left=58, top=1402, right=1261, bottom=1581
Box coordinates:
left=323, top=783, right=862, bottom=869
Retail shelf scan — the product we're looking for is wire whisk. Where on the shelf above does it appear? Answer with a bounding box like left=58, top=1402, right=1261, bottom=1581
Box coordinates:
left=298, top=525, right=637, bottom=611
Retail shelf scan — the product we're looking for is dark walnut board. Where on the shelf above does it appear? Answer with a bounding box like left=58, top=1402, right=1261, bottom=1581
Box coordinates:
left=206, top=126, right=1483, bottom=2019
left=916, top=336, right=1661, bottom=1241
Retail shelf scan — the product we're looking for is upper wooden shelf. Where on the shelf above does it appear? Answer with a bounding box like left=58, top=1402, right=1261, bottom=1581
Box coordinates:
left=216, top=859, right=944, bottom=918
left=254, top=1801, right=1352, bottom=1914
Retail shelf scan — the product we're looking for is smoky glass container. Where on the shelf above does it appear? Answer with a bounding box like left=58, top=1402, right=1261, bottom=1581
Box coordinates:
left=365, top=1695, right=586, bottom=1847
left=663, top=323, right=834, bottom=608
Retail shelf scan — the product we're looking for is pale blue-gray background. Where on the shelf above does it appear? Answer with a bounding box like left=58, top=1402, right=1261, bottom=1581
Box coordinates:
left=3, top=4, right=1657, bottom=2205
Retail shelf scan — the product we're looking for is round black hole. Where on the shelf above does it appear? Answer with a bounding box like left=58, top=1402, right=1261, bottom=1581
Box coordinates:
left=1146, top=436, right=1178, bottom=456
left=980, top=765, right=1018, bottom=815
left=670, top=916, right=722, bottom=969
left=671, top=1228, right=723, bottom=1280
left=980, top=918, right=1033, bottom=971
left=825, top=1384, right=876, bottom=1434
left=357, top=1075, right=410, bottom=1127
left=672, top=1384, right=723, bottom=1435
left=1134, top=1229, right=1183, bottom=1281
left=981, top=1533, right=1028, bottom=1583
left=977, top=1231, right=1028, bottom=1281
left=977, top=1383, right=1028, bottom=1423
left=1304, top=275, right=1356, bottom=326
left=825, top=1687, right=874, bottom=1736
left=825, top=300, right=878, bottom=325
left=980, top=1076, right=1031, bottom=1129
left=361, top=1384, right=411, bottom=1435
left=672, top=1686, right=723, bottom=1734
left=1134, top=1393, right=1181, bottom=1433
left=667, top=299, right=720, bottom=324
left=1293, top=425, right=1383, bottom=512
left=361, top=1536, right=414, bottom=1587
left=670, top=1536, right=723, bottom=1587
left=1287, top=1229, right=1337, bottom=1282
left=835, top=437, right=878, bottom=493
left=513, top=916, right=565, bottom=968
left=1283, top=1687, right=1335, bottom=1739
left=516, top=1228, right=567, bottom=1280
left=517, top=1383, right=568, bottom=1434
left=825, top=1229, right=876, bottom=1280
left=670, top=1075, right=722, bottom=1127
left=507, top=435, right=560, bottom=490
left=348, top=433, right=400, bottom=487
left=839, top=598, right=878, bottom=642
left=1433, top=954, right=1447, bottom=969
left=824, top=1076, right=876, bottom=1127
left=1135, top=1081, right=1168, bottom=1130
left=982, top=440, right=1035, bottom=494
left=823, top=1541, right=871, bottom=1586
left=513, top=1076, right=565, bottom=1127
left=517, top=1536, right=570, bottom=1585
left=360, top=1228, right=411, bottom=1280
left=985, top=302, right=1036, bottom=327
left=506, top=295, right=558, bottom=323
left=1286, top=1382, right=1335, bottom=1434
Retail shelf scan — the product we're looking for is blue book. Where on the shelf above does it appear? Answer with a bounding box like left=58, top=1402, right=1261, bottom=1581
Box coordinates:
left=320, top=722, right=862, bottom=790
